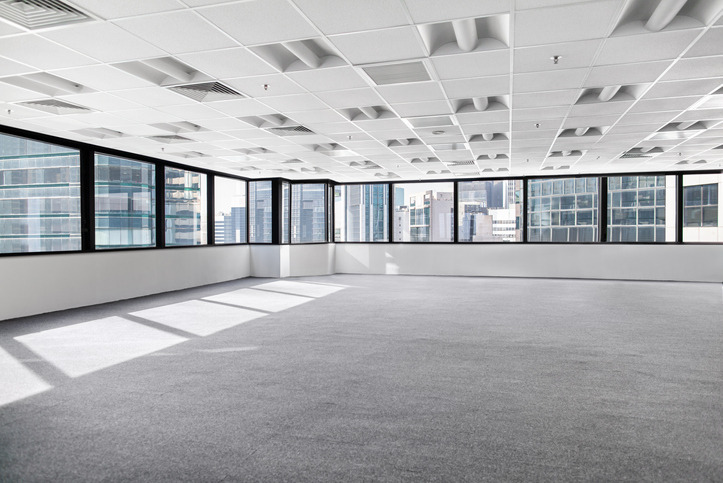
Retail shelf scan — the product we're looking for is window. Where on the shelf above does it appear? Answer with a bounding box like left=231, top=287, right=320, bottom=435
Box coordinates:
left=393, top=182, right=454, bottom=242
left=0, top=133, right=81, bottom=253
left=527, top=177, right=598, bottom=242
left=334, top=184, right=389, bottom=242
left=683, top=174, right=722, bottom=242
left=607, top=175, right=676, bottom=243
left=214, top=176, right=246, bottom=244
left=281, top=181, right=290, bottom=244
left=249, top=181, right=272, bottom=243
left=458, top=180, right=522, bottom=242
left=291, top=183, right=326, bottom=243
left=95, top=154, right=155, bottom=249
left=164, top=167, right=207, bottom=246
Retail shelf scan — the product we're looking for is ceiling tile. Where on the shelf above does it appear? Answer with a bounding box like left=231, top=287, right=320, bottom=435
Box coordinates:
left=60, top=92, right=143, bottom=111
left=314, top=88, right=384, bottom=108
left=513, top=89, right=578, bottom=109
left=286, top=67, right=368, bottom=92
left=40, top=23, right=166, bottom=63
left=225, top=74, right=306, bottom=97
left=261, top=93, right=329, bottom=111
left=208, top=98, right=279, bottom=116
left=514, top=0, right=620, bottom=47
left=376, top=82, right=446, bottom=104
left=178, top=48, right=277, bottom=79
left=392, top=100, right=452, bottom=117
left=329, top=27, right=427, bottom=65
left=567, top=100, right=634, bottom=117
left=514, top=68, right=587, bottom=93
left=0, top=35, right=97, bottom=70
left=0, top=57, right=36, bottom=77
left=513, top=39, right=601, bottom=73
left=596, top=29, right=702, bottom=66
left=442, top=76, right=509, bottom=98
left=52, top=65, right=154, bottom=91
left=285, top=109, right=349, bottom=124
left=403, top=0, right=510, bottom=23
left=109, top=87, right=194, bottom=107
left=684, top=26, right=723, bottom=58
left=115, top=11, right=237, bottom=54
left=643, top=78, right=723, bottom=99
left=68, top=0, right=185, bottom=20
left=584, top=61, right=672, bottom=87
left=629, top=96, right=700, bottom=114
left=156, top=103, right=230, bottom=120
left=661, top=56, right=723, bottom=81
left=293, top=0, right=410, bottom=35
left=431, top=50, right=509, bottom=80
left=198, top=0, right=319, bottom=45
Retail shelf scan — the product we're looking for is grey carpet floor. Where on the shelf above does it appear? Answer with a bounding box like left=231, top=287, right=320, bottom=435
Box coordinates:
left=0, top=275, right=721, bottom=482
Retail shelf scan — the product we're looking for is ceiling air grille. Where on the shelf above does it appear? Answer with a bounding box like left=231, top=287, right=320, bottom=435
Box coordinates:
left=266, top=125, right=315, bottom=136
left=619, top=153, right=651, bottom=159
left=147, top=135, right=193, bottom=144
left=19, top=99, right=92, bottom=114
left=168, top=82, right=244, bottom=102
left=0, top=0, right=91, bottom=30
left=363, top=61, right=430, bottom=85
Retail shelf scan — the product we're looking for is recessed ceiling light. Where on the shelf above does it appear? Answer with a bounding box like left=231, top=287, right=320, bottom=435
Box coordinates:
left=432, top=130, right=445, bottom=135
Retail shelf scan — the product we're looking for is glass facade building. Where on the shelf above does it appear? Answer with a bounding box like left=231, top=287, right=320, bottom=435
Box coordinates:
left=164, top=167, right=207, bottom=246
left=291, top=183, right=326, bottom=243
left=607, top=175, right=676, bottom=243
left=0, top=133, right=81, bottom=253
left=682, top=174, right=723, bottom=242
left=95, top=154, right=155, bottom=249
left=527, top=177, right=598, bottom=242
left=393, top=182, right=454, bottom=242
left=249, top=181, right=272, bottom=243
left=213, top=176, right=246, bottom=244
left=458, top=180, right=522, bottom=242
left=334, top=184, right=388, bottom=242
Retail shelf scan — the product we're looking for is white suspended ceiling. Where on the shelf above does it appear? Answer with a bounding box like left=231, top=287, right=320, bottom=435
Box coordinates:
left=0, top=0, right=722, bottom=181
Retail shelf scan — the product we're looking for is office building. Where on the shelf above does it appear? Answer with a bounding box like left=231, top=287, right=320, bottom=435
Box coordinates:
left=0, top=0, right=722, bottom=481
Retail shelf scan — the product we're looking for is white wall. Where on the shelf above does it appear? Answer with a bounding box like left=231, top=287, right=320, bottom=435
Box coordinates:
left=287, top=244, right=336, bottom=277
left=335, top=243, right=723, bottom=282
left=0, top=245, right=250, bottom=321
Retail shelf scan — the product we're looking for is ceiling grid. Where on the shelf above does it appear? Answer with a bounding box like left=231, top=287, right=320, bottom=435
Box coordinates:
left=0, top=0, right=721, bottom=180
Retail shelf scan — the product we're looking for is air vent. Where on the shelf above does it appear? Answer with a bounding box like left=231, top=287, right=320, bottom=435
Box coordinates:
left=73, top=128, right=124, bottom=139
left=447, top=160, right=475, bottom=166
left=266, top=125, right=315, bottom=136
left=0, top=0, right=91, bottom=30
left=620, top=153, right=652, bottom=159
left=0, top=73, right=92, bottom=96
left=362, top=61, right=430, bottom=85
left=168, top=82, right=244, bottom=102
left=147, top=135, right=193, bottom=144
left=18, top=99, right=92, bottom=115
left=172, top=151, right=207, bottom=159
left=282, top=159, right=304, bottom=164
left=405, top=115, right=454, bottom=129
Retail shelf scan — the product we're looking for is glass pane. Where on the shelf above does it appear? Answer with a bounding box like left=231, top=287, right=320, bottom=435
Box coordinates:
left=164, top=167, right=207, bottom=246
left=95, top=154, right=155, bottom=249
left=0, top=133, right=81, bottom=253
left=249, top=181, right=272, bottom=243
left=282, top=182, right=290, bottom=244
left=527, top=177, right=598, bottom=242
left=607, top=175, right=676, bottom=242
left=683, top=175, right=722, bottom=241
left=393, top=182, right=453, bottom=242
left=458, top=180, right=522, bottom=242
left=214, top=176, right=246, bottom=244
left=335, top=184, right=389, bottom=242
left=291, top=183, right=326, bottom=243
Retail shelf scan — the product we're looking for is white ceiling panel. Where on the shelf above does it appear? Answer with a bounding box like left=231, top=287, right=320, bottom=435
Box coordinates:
left=112, top=87, right=195, bottom=107
left=114, top=11, right=237, bottom=54
left=329, top=27, right=427, bottom=65
left=376, top=82, right=446, bottom=104
left=156, top=103, right=231, bottom=120
left=442, top=76, right=509, bottom=98
left=178, top=48, right=277, bottom=79
left=314, top=88, right=384, bottom=109
left=628, top=96, right=700, bottom=114
left=584, top=60, right=672, bottom=87
left=567, top=100, right=634, bottom=117
left=403, top=0, right=509, bottom=23
left=514, top=1, right=620, bottom=47
left=40, top=23, right=166, bottom=63
left=198, top=0, right=319, bottom=45
left=392, top=100, right=453, bottom=117
left=51, top=65, right=154, bottom=91
left=262, top=93, right=330, bottom=111
left=60, top=92, right=143, bottom=112
left=684, top=27, right=723, bottom=58
left=205, top=98, right=278, bottom=116
left=431, top=50, right=509, bottom=80
left=293, top=0, right=410, bottom=35
left=0, top=57, right=37, bottom=77
left=595, top=29, right=702, bottom=66
left=513, top=90, right=579, bottom=109
left=661, top=56, right=723, bottom=81
left=0, top=35, right=97, bottom=70
left=513, top=39, right=602, bottom=73
left=225, top=74, right=306, bottom=98
left=643, top=78, right=723, bottom=99
left=287, top=67, right=368, bottom=92
left=69, top=0, right=185, bottom=20
left=514, top=68, right=587, bottom=93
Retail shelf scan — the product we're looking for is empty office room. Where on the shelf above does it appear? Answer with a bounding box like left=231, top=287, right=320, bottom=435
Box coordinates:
left=0, top=0, right=722, bottom=481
